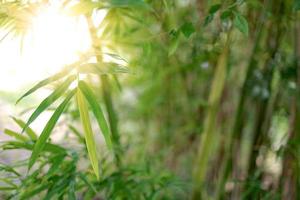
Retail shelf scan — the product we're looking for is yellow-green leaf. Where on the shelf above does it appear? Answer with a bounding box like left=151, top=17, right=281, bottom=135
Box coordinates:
left=16, top=64, right=75, bottom=104
left=11, top=117, right=37, bottom=140
left=76, top=88, right=99, bottom=179
left=28, top=90, right=75, bottom=170
left=234, top=13, right=249, bottom=36
left=78, top=81, right=112, bottom=149
left=22, top=75, right=76, bottom=133
left=4, top=129, right=29, bottom=142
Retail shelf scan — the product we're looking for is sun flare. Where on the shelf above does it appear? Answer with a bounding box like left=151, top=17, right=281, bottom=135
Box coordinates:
left=29, top=5, right=91, bottom=72
left=0, top=3, right=91, bottom=91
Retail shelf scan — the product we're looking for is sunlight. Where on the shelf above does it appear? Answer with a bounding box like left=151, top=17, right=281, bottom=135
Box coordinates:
left=29, top=5, right=91, bottom=73
left=0, top=3, right=91, bottom=91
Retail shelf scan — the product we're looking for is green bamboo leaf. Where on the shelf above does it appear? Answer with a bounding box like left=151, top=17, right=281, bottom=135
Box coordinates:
left=46, top=154, right=67, bottom=178
left=20, top=184, right=48, bottom=200
left=234, top=12, right=249, bottom=36
left=110, top=0, right=151, bottom=9
left=113, top=74, right=122, bottom=92
left=78, top=172, right=97, bottom=193
left=22, top=75, right=76, bottom=133
left=16, top=64, right=75, bottom=104
left=77, top=88, right=99, bottom=179
left=78, top=81, right=112, bottom=149
left=1, top=141, right=33, bottom=151
left=4, top=129, right=29, bottom=142
left=204, top=14, right=214, bottom=26
left=68, top=124, right=85, bottom=144
left=103, top=53, right=128, bottom=63
left=168, top=32, right=180, bottom=56
left=43, top=143, right=67, bottom=154
left=209, top=3, right=221, bottom=14
left=44, top=175, right=72, bottom=200
left=68, top=178, right=76, bottom=200
left=180, top=22, right=195, bottom=39
left=77, top=63, right=130, bottom=75
left=220, top=10, right=232, bottom=21
left=0, top=186, right=16, bottom=191
left=294, top=0, right=300, bottom=11
left=28, top=89, right=75, bottom=170
left=11, top=117, right=37, bottom=140
left=0, top=164, right=21, bottom=176
left=2, top=141, right=66, bottom=155
left=0, top=178, right=17, bottom=188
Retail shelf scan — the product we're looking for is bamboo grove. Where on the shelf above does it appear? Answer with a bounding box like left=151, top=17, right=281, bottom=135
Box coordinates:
left=0, top=0, right=299, bottom=199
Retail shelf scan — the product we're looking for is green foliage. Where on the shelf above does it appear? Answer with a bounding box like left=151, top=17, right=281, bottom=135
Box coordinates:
left=29, top=89, right=75, bottom=170
left=0, top=0, right=299, bottom=199
left=22, top=75, right=76, bottom=133
left=233, top=12, right=249, bottom=36
left=77, top=88, right=100, bottom=179
left=180, top=22, right=196, bottom=39
left=11, top=117, right=37, bottom=140
left=78, top=81, right=112, bottom=149
left=16, top=63, right=76, bottom=104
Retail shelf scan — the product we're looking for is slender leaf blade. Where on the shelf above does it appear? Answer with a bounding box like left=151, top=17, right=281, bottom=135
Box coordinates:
left=68, top=178, right=76, bottom=200
left=46, top=154, right=67, bottom=178
left=68, top=124, right=85, bottom=144
left=76, top=88, right=99, bottom=179
left=16, top=64, right=74, bottom=104
left=78, top=81, right=112, bottom=149
left=28, top=89, right=75, bottom=170
left=4, top=129, right=29, bottom=142
left=22, top=75, right=76, bottom=133
left=11, top=117, right=37, bottom=140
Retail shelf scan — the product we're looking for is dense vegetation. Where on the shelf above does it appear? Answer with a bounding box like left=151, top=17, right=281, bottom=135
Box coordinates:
left=0, top=0, right=300, bottom=199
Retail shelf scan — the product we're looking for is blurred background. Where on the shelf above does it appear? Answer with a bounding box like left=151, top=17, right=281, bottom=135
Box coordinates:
left=0, top=0, right=299, bottom=199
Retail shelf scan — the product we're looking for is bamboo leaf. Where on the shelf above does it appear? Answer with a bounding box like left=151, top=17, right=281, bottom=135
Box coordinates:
left=204, top=14, right=214, bottom=26
left=22, top=75, right=76, bottom=133
left=78, top=172, right=97, bottom=193
left=4, top=129, right=29, bottom=142
left=0, top=178, right=17, bottom=188
left=11, top=117, right=37, bottom=140
left=110, top=0, right=151, bottom=9
left=76, top=88, right=99, bottom=179
left=20, top=184, right=48, bottom=200
left=103, top=53, right=128, bottom=63
left=0, top=164, right=21, bottom=176
left=68, top=178, right=76, bottom=200
left=46, top=154, right=67, bottom=178
left=68, top=124, right=85, bottom=144
left=28, top=90, right=75, bottom=170
left=2, top=141, right=66, bottom=155
left=294, top=0, right=300, bottom=11
left=79, top=81, right=112, bottom=149
left=234, top=12, right=249, bottom=36
left=43, top=143, right=67, bottom=154
left=0, top=186, right=16, bottom=191
left=16, top=64, right=75, bottom=104
left=180, top=22, right=195, bottom=39
left=209, top=4, right=221, bottom=14
left=77, top=63, right=130, bottom=75
left=168, top=31, right=180, bottom=56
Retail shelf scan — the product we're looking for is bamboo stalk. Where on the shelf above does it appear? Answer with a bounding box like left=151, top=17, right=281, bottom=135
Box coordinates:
left=215, top=9, right=266, bottom=199
left=192, top=33, right=230, bottom=200
left=247, top=0, right=284, bottom=178
left=281, top=10, right=300, bottom=200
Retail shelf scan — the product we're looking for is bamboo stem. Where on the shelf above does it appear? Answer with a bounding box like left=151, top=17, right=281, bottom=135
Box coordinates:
left=192, top=33, right=230, bottom=200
